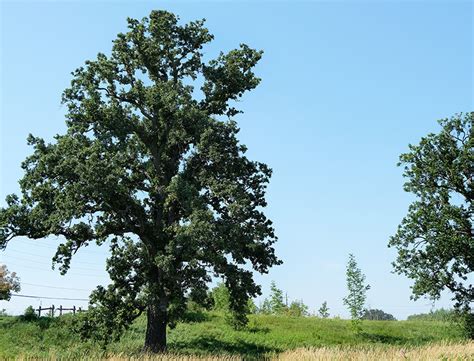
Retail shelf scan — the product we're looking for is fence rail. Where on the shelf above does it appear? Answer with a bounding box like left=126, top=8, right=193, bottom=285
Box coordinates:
left=36, top=305, right=85, bottom=317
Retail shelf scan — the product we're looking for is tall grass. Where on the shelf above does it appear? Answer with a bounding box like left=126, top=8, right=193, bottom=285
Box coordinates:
left=276, top=342, right=474, bottom=360
left=13, top=342, right=474, bottom=361
left=0, top=311, right=469, bottom=359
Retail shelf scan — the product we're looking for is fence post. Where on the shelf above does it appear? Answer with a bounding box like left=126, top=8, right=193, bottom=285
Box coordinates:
left=37, top=307, right=41, bottom=317
left=51, top=304, right=55, bottom=317
left=73, top=305, right=76, bottom=315
left=78, top=307, right=82, bottom=313
left=59, top=305, right=63, bottom=316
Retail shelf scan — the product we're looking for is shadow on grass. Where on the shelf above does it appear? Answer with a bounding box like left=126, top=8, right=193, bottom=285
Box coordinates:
left=360, top=332, right=434, bottom=345
left=181, top=310, right=211, bottom=323
left=247, top=325, right=270, bottom=334
left=171, top=336, right=280, bottom=359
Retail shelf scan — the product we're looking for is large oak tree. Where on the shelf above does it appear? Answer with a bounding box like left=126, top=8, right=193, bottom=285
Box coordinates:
left=389, top=112, right=473, bottom=336
left=0, top=10, right=280, bottom=351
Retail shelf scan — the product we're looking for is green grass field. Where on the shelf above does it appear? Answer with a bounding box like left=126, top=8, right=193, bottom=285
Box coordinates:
left=0, top=311, right=469, bottom=359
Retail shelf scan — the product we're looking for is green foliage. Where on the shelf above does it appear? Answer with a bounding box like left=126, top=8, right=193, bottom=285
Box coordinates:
left=210, top=283, right=256, bottom=329
left=286, top=300, right=309, bottom=317
left=0, top=264, right=20, bottom=301
left=407, top=308, right=474, bottom=338
left=343, top=254, right=370, bottom=333
left=210, top=283, right=230, bottom=312
left=246, top=298, right=257, bottom=315
left=407, top=308, right=457, bottom=322
left=459, top=311, right=474, bottom=339
left=389, top=113, right=473, bottom=317
left=318, top=301, right=330, bottom=318
left=256, top=281, right=308, bottom=317
left=20, top=306, right=38, bottom=322
left=407, top=308, right=474, bottom=339
left=180, top=301, right=209, bottom=323
left=268, top=281, right=287, bottom=315
left=362, top=309, right=396, bottom=321
left=0, top=10, right=281, bottom=351
left=0, top=312, right=467, bottom=359
left=258, top=298, right=272, bottom=315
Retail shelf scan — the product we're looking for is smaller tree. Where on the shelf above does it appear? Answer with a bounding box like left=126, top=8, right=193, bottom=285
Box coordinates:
left=362, top=308, right=396, bottom=321
left=210, top=283, right=255, bottom=328
left=318, top=301, right=330, bottom=318
left=258, top=298, right=272, bottom=314
left=0, top=264, right=20, bottom=301
left=210, top=283, right=231, bottom=311
left=21, top=306, right=38, bottom=321
left=269, top=281, right=287, bottom=315
left=287, top=300, right=309, bottom=317
left=343, top=254, right=370, bottom=333
left=258, top=281, right=288, bottom=315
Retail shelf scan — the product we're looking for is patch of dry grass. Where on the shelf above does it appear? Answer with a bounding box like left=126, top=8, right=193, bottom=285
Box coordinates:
left=103, top=342, right=474, bottom=360
left=276, top=341, right=474, bottom=361
left=105, top=355, right=242, bottom=361
left=17, top=342, right=469, bottom=360
left=15, top=354, right=244, bottom=361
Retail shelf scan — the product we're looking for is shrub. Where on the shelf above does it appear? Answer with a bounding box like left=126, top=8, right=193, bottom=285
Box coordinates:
left=362, top=309, right=396, bottom=321
left=286, top=300, right=309, bottom=317
left=20, top=305, right=38, bottom=322
left=407, top=308, right=456, bottom=322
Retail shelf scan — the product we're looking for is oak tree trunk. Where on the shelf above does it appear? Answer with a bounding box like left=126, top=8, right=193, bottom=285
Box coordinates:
left=144, top=296, right=168, bottom=352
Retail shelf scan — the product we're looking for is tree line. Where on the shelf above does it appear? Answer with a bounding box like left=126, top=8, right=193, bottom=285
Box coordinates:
left=197, top=252, right=391, bottom=326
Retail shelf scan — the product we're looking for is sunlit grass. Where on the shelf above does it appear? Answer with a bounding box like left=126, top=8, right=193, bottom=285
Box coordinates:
left=0, top=311, right=469, bottom=359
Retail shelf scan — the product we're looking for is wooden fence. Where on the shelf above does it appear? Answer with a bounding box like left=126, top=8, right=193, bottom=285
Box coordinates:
left=36, top=305, right=84, bottom=317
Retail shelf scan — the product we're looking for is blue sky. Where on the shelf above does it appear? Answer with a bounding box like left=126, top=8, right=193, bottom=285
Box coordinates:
left=1, top=1, right=472, bottom=318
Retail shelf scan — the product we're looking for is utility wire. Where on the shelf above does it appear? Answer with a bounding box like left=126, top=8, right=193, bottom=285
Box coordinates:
left=4, top=255, right=104, bottom=272
left=2, top=249, right=105, bottom=266
left=5, top=256, right=104, bottom=271
left=21, top=282, right=93, bottom=292
left=5, top=261, right=108, bottom=279
left=11, top=294, right=89, bottom=301
left=11, top=238, right=106, bottom=255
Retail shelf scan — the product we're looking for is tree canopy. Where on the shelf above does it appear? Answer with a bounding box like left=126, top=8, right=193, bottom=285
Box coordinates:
left=0, top=10, right=280, bottom=352
left=318, top=301, right=330, bottom=318
left=389, top=113, right=473, bottom=312
left=343, top=254, right=370, bottom=333
left=0, top=264, right=20, bottom=301
left=362, top=309, right=396, bottom=321
left=268, top=281, right=286, bottom=314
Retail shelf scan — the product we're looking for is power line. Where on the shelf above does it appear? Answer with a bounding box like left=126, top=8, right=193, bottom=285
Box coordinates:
left=4, top=261, right=108, bottom=279
left=21, top=282, right=93, bottom=292
left=2, top=249, right=105, bottom=266
left=11, top=238, right=107, bottom=255
left=11, top=294, right=89, bottom=301
left=4, top=255, right=104, bottom=272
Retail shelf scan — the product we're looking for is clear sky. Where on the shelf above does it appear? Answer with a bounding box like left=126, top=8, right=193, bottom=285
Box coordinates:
left=1, top=0, right=472, bottom=318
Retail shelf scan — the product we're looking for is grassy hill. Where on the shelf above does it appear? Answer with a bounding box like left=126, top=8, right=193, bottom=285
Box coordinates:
left=0, top=311, right=469, bottom=359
